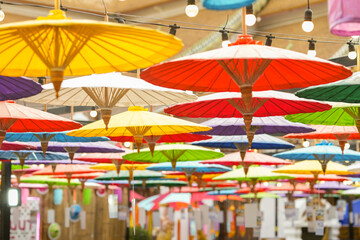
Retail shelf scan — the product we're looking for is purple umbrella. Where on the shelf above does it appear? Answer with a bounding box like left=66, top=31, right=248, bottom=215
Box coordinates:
left=278, top=193, right=310, bottom=198
left=31, top=142, right=124, bottom=161
left=12, top=159, right=95, bottom=165
left=314, top=181, right=355, bottom=190
left=0, top=76, right=42, bottom=100
left=197, top=116, right=315, bottom=136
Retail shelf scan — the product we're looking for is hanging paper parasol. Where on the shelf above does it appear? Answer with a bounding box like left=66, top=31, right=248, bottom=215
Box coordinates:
left=122, top=144, right=224, bottom=170
left=1, top=141, right=36, bottom=151
left=0, top=1, right=183, bottom=97
left=67, top=106, right=211, bottom=154
left=0, top=76, right=42, bottom=100
left=198, top=116, right=315, bottom=136
left=296, top=72, right=360, bottom=103
left=165, top=91, right=330, bottom=146
left=24, top=72, right=196, bottom=129
left=274, top=141, right=360, bottom=172
left=20, top=175, right=80, bottom=187
left=202, top=0, right=256, bottom=10
left=94, top=170, right=162, bottom=183
left=109, top=133, right=211, bottom=144
left=328, top=0, right=360, bottom=36
left=12, top=159, right=93, bottom=165
left=314, top=181, right=355, bottom=190
left=201, top=151, right=291, bottom=175
left=284, top=125, right=360, bottom=153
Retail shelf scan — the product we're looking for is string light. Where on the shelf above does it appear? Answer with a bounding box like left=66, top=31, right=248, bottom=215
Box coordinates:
left=302, top=139, right=310, bottom=148
left=307, top=38, right=316, bottom=57
left=185, top=0, right=198, bottom=18
left=90, top=107, right=98, bottom=118
left=348, top=41, right=357, bottom=60
left=245, top=5, right=256, bottom=26
left=220, top=29, right=231, bottom=48
left=0, top=3, right=5, bottom=22
left=302, top=0, right=314, bottom=32
left=265, top=34, right=274, bottom=46
left=169, top=24, right=179, bottom=36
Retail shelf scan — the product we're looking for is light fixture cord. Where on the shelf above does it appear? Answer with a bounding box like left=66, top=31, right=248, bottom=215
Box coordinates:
left=307, top=0, right=310, bottom=9
left=101, top=0, right=108, bottom=21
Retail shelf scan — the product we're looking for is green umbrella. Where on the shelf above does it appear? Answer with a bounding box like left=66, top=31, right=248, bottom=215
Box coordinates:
left=285, top=103, right=360, bottom=132
left=20, top=175, right=80, bottom=187
left=0, top=162, right=30, bottom=171
left=240, top=192, right=279, bottom=199
left=122, top=144, right=224, bottom=170
left=94, top=170, right=162, bottom=181
left=295, top=72, right=360, bottom=103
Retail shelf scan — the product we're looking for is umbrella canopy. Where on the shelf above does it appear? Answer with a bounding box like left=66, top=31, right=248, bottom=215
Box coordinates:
left=67, top=106, right=211, bottom=154
left=130, top=191, right=145, bottom=201
left=5, top=131, right=109, bottom=142
left=284, top=125, right=360, bottom=152
left=146, top=162, right=231, bottom=173
left=273, top=160, right=352, bottom=176
left=314, top=181, right=354, bottom=190
left=90, top=163, right=151, bottom=171
left=201, top=151, right=291, bottom=174
left=0, top=101, right=82, bottom=149
left=202, top=0, right=256, bottom=10
left=198, top=116, right=315, bottom=136
left=94, top=170, right=162, bottom=181
left=74, top=150, right=140, bottom=164
left=273, top=141, right=360, bottom=172
left=54, top=172, right=103, bottom=179
left=347, top=162, right=360, bottom=173
left=33, top=164, right=103, bottom=176
left=12, top=159, right=93, bottom=165
left=240, top=192, right=279, bottom=199
left=0, top=6, right=183, bottom=97
left=289, top=174, right=350, bottom=182
left=122, top=144, right=224, bottom=170
left=295, top=72, right=360, bottom=103
left=109, top=133, right=212, bottom=144
left=24, top=72, right=197, bottom=129
left=91, top=179, right=187, bottom=187
left=0, top=76, right=42, bottom=100
left=214, top=165, right=294, bottom=182
left=341, top=187, right=360, bottom=196
left=1, top=141, right=36, bottom=151
left=159, top=193, right=191, bottom=205
left=20, top=175, right=80, bottom=187
left=269, top=182, right=311, bottom=192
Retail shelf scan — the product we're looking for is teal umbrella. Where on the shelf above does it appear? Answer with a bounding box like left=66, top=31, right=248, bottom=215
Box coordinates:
left=94, top=170, right=162, bottom=181
left=295, top=72, right=360, bottom=103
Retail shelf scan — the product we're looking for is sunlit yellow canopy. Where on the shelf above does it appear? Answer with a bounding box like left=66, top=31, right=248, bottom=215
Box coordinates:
left=273, top=160, right=352, bottom=175
left=90, top=163, right=152, bottom=171
left=164, top=173, right=221, bottom=180
left=0, top=6, right=183, bottom=97
left=67, top=106, right=211, bottom=153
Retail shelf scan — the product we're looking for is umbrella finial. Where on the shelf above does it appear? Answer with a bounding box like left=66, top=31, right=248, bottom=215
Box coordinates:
left=64, top=147, right=80, bottom=164
left=171, top=159, right=177, bottom=171
left=144, top=135, right=162, bottom=157
left=111, top=159, right=124, bottom=176
left=100, top=109, right=112, bottom=131
left=339, top=140, right=346, bottom=155
left=133, top=135, right=143, bottom=154
left=34, top=134, right=55, bottom=157
left=243, top=163, right=250, bottom=176
left=51, top=163, right=57, bottom=174
left=50, top=70, right=64, bottom=98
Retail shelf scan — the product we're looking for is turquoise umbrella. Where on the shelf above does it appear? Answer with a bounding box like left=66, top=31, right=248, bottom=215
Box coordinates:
left=202, top=0, right=255, bottom=10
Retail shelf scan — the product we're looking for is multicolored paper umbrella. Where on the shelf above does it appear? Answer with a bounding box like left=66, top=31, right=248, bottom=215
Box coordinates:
left=274, top=141, right=360, bottom=172
left=164, top=91, right=330, bottom=146
left=53, top=172, right=104, bottom=189
left=0, top=2, right=183, bottom=97
left=146, top=162, right=230, bottom=185
left=20, top=175, right=80, bottom=187
left=1, top=141, right=36, bottom=151
left=94, top=170, right=162, bottom=183
left=202, top=0, right=255, bottom=10
left=67, top=106, right=211, bottom=154
left=197, top=116, right=315, bottom=136
left=0, top=101, right=81, bottom=148
left=12, top=159, right=93, bottom=165
left=0, top=76, right=42, bottom=100
left=91, top=179, right=187, bottom=188
left=24, top=72, right=196, bottom=129
left=192, top=134, right=294, bottom=161
left=109, top=133, right=211, bottom=144
left=122, top=144, right=224, bottom=170
left=314, top=181, right=354, bottom=191
left=201, top=151, right=291, bottom=174
left=142, top=34, right=349, bottom=144
left=284, top=125, right=360, bottom=153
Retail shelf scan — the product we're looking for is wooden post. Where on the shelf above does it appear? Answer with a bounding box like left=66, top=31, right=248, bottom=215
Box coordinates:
left=70, top=106, right=74, bottom=120
left=0, top=161, right=11, bottom=240
left=242, top=7, right=247, bottom=35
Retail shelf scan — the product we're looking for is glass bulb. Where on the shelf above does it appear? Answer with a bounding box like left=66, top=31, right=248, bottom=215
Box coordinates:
left=348, top=51, right=357, bottom=60
left=124, top=142, right=131, bottom=148
left=302, top=140, right=310, bottom=148
left=345, top=143, right=350, bottom=150
left=302, top=21, right=314, bottom=32
left=222, top=40, right=231, bottom=48
left=0, top=10, right=5, bottom=22
left=245, top=14, right=256, bottom=26
left=185, top=4, right=198, bottom=18
left=90, top=110, right=98, bottom=118
left=307, top=50, right=316, bottom=57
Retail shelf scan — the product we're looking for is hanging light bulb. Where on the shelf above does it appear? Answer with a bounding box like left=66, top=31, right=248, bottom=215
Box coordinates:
left=302, top=139, right=310, bottom=148
left=345, top=143, right=350, bottom=150
left=0, top=4, right=5, bottom=22
left=307, top=38, right=316, bottom=57
left=89, top=107, right=98, bottom=118
left=185, top=0, right=198, bottom=18
left=245, top=5, right=256, bottom=26
left=302, top=0, right=314, bottom=32
left=221, top=30, right=231, bottom=48
left=348, top=41, right=357, bottom=60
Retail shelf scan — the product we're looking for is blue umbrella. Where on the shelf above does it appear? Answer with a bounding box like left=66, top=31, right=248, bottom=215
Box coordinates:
left=89, top=179, right=187, bottom=187
left=207, top=189, right=240, bottom=195
left=138, top=195, right=159, bottom=211
left=5, top=131, right=109, bottom=142
left=274, top=141, right=360, bottom=172
left=202, top=0, right=255, bottom=10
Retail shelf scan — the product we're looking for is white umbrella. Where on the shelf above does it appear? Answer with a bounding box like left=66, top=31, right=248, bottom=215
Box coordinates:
left=348, top=162, right=360, bottom=173
left=24, top=72, right=197, bottom=129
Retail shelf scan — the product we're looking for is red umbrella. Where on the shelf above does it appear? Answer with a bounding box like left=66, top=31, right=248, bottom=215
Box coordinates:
left=284, top=125, right=360, bottom=153
left=201, top=151, right=291, bottom=174
left=1, top=141, right=36, bottom=150
left=143, top=34, right=349, bottom=144
left=0, top=101, right=81, bottom=147
left=130, top=190, right=145, bottom=201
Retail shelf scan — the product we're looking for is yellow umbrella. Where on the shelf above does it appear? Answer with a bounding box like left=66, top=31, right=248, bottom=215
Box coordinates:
left=0, top=1, right=183, bottom=97
left=67, top=106, right=211, bottom=153
left=90, top=163, right=151, bottom=172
